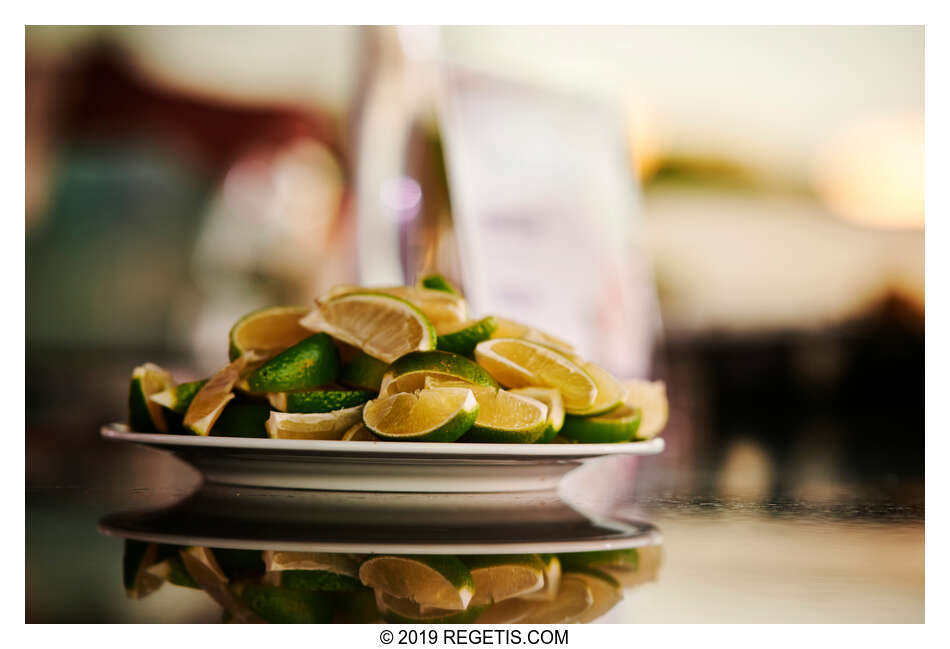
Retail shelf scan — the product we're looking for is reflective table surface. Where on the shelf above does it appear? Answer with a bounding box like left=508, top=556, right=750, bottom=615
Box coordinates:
left=26, top=440, right=924, bottom=623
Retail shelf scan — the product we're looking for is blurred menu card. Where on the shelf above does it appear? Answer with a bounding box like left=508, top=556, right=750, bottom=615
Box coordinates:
left=440, top=65, right=659, bottom=377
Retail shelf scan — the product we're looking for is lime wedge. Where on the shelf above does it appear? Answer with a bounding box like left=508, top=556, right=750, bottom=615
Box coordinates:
left=436, top=316, right=498, bottom=356
left=380, top=350, right=499, bottom=396
left=359, top=555, right=475, bottom=611
left=458, top=387, right=549, bottom=444
left=520, top=554, right=562, bottom=601
left=463, top=555, right=546, bottom=606
left=268, top=388, right=374, bottom=413
left=211, top=401, right=270, bottom=438
left=571, top=361, right=627, bottom=416
left=266, top=405, right=364, bottom=440
left=560, top=403, right=642, bottom=443
left=569, top=569, right=623, bottom=623
left=149, top=379, right=208, bottom=415
left=322, top=284, right=467, bottom=332
left=339, top=351, right=389, bottom=391
left=520, top=574, right=593, bottom=623
left=491, top=317, right=575, bottom=354
left=509, top=387, right=564, bottom=443
left=474, top=338, right=597, bottom=413
left=304, top=292, right=436, bottom=364
left=183, top=357, right=248, bottom=436
left=245, top=333, right=339, bottom=393
left=129, top=363, right=174, bottom=433
left=622, top=379, right=669, bottom=439
left=228, top=305, right=313, bottom=361
left=362, top=387, right=478, bottom=442
left=342, top=422, right=380, bottom=441
left=418, top=273, right=460, bottom=295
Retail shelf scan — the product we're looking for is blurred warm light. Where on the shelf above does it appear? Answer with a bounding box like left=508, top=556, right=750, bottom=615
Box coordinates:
left=718, top=439, right=774, bottom=501
left=188, top=138, right=344, bottom=371
left=815, top=113, right=924, bottom=230
left=626, top=97, right=662, bottom=182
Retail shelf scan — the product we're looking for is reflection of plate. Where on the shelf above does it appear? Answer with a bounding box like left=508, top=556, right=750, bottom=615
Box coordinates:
left=99, top=485, right=662, bottom=554
left=101, top=423, right=664, bottom=493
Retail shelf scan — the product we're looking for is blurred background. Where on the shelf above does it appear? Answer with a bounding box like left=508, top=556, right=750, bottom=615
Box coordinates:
left=25, top=26, right=923, bottom=622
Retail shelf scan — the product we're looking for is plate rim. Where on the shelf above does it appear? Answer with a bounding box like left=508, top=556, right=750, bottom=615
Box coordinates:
left=97, top=517, right=663, bottom=555
left=101, top=422, right=665, bottom=458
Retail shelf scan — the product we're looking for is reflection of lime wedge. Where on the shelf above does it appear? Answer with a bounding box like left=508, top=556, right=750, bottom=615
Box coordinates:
left=359, top=555, right=475, bottom=611
left=268, top=388, right=374, bottom=413
left=145, top=555, right=199, bottom=589
left=238, top=583, right=333, bottom=623
left=266, top=406, right=364, bottom=440
left=183, top=357, right=247, bottom=436
left=491, top=317, right=575, bottom=354
left=178, top=547, right=236, bottom=610
left=476, top=597, right=536, bottom=623
left=521, top=553, right=562, bottom=601
left=418, top=273, right=460, bottom=295
left=474, top=338, right=597, bottom=413
left=336, top=589, right=384, bottom=623
left=362, top=387, right=478, bottom=442
left=509, top=388, right=564, bottom=443
left=149, top=379, right=208, bottom=416
left=322, top=285, right=467, bottom=332
left=436, top=317, right=498, bottom=356
left=569, top=569, right=623, bottom=623
left=339, top=351, right=389, bottom=391
left=560, top=404, right=642, bottom=443
left=560, top=548, right=638, bottom=572
left=276, top=570, right=362, bottom=592
left=264, top=550, right=359, bottom=576
left=459, top=388, right=549, bottom=444
left=571, top=362, right=627, bottom=416
left=342, top=423, right=380, bottom=441
left=123, top=540, right=166, bottom=598
left=520, top=574, right=593, bottom=623
left=375, top=591, right=484, bottom=623
left=604, top=546, right=663, bottom=588
left=464, top=555, right=546, bottom=606
left=304, top=292, right=436, bottom=364
left=380, top=350, right=499, bottom=396
left=228, top=305, right=313, bottom=361
left=245, top=333, right=339, bottom=393
left=623, top=379, right=669, bottom=440
left=129, top=363, right=174, bottom=433
left=213, top=548, right=265, bottom=581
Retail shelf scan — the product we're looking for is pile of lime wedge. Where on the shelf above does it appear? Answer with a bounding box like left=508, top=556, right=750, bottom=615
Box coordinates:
left=124, top=542, right=662, bottom=624
left=128, top=275, right=668, bottom=443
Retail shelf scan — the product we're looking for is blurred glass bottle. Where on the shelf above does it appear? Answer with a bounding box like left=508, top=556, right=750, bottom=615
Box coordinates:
left=352, top=26, right=660, bottom=378
left=350, top=26, right=462, bottom=290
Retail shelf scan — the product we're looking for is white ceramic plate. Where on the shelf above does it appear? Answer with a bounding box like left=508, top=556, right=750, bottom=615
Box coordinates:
left=101, top=423, right=665, bottom=493
left=99, top=485, right=662, bottom=554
